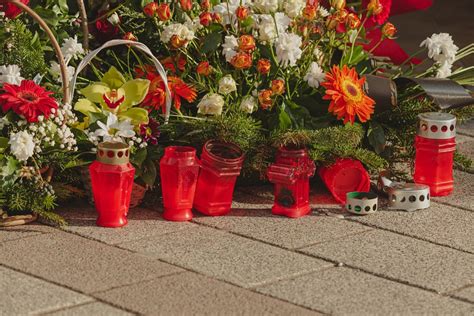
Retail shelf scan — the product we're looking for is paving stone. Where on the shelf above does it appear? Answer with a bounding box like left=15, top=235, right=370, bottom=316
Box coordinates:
left=300, top=230, right=474, bottom=293
left=0, top=232, right=183, bottom=294
left=457, top=138, right=474, bottom=161
left=120, top=226, right=332, bottom=288
left=95, top=271, right=319, bottom=315
left=0, top=266, right=92, bottom=315
left=433, top=171, right=474, bottom=210
left=0, top=222, right=55, bottom=243
left=458, top=120, right=474, bottom=137
left=57, top=205, right=197, bottom=245
left=256, top=267, right=473, bottom=315
left=194, top=208, right=371, bottom=250
left=47, top=301, right=133, bottom=316
left=452, top=286, right=474, bottom=303
left=350, top=203, right=474, bottom=253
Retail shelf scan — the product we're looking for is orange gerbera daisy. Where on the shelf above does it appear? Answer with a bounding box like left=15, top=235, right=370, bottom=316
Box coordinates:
left=321, top=65, right=375, bottom=124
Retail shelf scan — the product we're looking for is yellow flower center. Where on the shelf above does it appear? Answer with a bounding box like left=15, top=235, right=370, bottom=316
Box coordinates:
left=341, top=80, right=363, bottom=102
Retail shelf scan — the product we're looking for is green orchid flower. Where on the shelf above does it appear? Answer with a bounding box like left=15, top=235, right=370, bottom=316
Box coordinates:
left=74, top=67, right=150, bottom=128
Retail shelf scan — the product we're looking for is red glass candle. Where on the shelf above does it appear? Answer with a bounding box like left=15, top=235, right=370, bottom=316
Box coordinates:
left=160, top=146, right=200, bottom=221
left=89, top=142, right=135, bottom=228
left=414, top=112, right=456, bottom=197
left=193, top=141, right=244, bottom=216
left=267, top=147, right=316, bottom=218
left=318, top=158, right=370, bottom=204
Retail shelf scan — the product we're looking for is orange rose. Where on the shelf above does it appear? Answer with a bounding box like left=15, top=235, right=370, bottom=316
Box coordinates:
left=200, top=12, right=213, bottom=26
left=257, top=59, right=271, bottom=75
left=235, top=6, right=249, bottom=21
left=382, top=22, right=397, bottom=37
left=271, top=79, right=285, bottom=95
left=231, top=52, right=252, bottom=70
left=143, top=2, right=158, bottom=17
left=197, top=61, right=212, bottom=76
left=367, top=0, right=383, bottom=15
left=346, top=13, right=361, bottom=29
left=157, top=3, right=171, bottom=21
left=258, top=90, right=273, bottom=110
left=179, top=0, right=192, bottom=11
left=303, top=5, right=317, bottom=20
left=212, top=13, right=222, bottom=23
left=239, top=35, right=256, bottom=52
left=330, top=0, right=345, bottom=10
left=170, top=35, right=187, bottom=49
left=123, top=32, right=137, bottom=41
left=200, top=0, right=210, bottom=10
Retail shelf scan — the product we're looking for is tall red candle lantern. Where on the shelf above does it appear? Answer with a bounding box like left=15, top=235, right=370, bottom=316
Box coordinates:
left=267, top=147, right=316, bottom=218
left=160, top=146, right=200, bottom=221
left=414, top=112, right=456, bottom=197
left=89, top=142, right=135, bottom=228
left=193, top=141, right=244, bottom=216
left=318, top=158, right=371, bottom=204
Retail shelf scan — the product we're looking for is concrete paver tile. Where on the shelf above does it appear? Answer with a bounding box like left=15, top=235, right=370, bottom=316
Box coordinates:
left=0, top=222, right=56, bottom=243
left=452, top=286, right=474, bottom=303
left=46, top=301, right=133, bottom=316
left=433, top=171, right=474, bottom=211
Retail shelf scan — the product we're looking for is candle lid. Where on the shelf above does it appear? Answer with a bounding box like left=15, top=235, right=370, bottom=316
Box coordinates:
left=417, top=112, right=456, bottom=139
left=345, top=192, right=378, bottom=215
left=97, top=142, right=130, bottom=165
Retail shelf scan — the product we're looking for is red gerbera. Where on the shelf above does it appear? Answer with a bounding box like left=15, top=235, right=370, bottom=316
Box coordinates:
left=0, top=80, right=58, bottom=123
left=0, top=0, right=29, bottom=19
left=142, top=75, right=197, bottom=113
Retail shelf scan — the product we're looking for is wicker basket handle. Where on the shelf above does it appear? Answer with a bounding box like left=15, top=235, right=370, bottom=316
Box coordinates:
left=6, top=0, right=70, bottom=103
left=69, top=39, right=172, bottom=122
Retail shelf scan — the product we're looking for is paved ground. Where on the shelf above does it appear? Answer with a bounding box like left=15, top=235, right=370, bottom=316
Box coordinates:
left=1, top=2, right=474, bottom=315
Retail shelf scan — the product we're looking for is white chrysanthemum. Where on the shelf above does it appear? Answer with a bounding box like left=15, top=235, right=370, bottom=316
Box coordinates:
left=184, top=16, right=203, bottom=32
left=50, top=61, right=75, bottom=84
left=275, top=32, right=303, bottom=68
left=9, top=130, right=35, bottom=162
left=318, top=6, right=330, bottom=17
left=436, top=62, right=453, bottom=79
left=0, top=64, right=23, bottom=85
left=253, top=0, right=279, bottom=13
left=240, top=96, right=257, bottom=113
left=197, top=93, right=225, bottom=116
left=258, top=13, right=291, bottom=43
left=420, top=33, right=459, bottom=66
left=218, top=75, right=237, bottom=94
left=161, top=23, right=195, bottom=44
left=61, top=36, right=84, bottom=62
left=222, top=35, right=239, bottom=62
left=213, top=0, right=250, bottom=25
left=304, top=62, right=326, bottom=88
left=93, top=113, right=135, bottom=143
left=284, top=0, right=306, bottom=18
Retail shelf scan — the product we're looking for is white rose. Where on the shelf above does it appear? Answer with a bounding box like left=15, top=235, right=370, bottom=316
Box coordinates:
left=222, top=35, right=239, bottom=62
left=253, top=0, right=279, bottom=13
left=161, top=23, right=195, bottom=44
left=284, top=0, right=306, bottom=18
left=9, top=130, right=35, bottom=162
left=197, top=93, right=225, bottom=116
left=218, top=75, right=237, bottom=95
left=240, top=96, right=257, bottom=114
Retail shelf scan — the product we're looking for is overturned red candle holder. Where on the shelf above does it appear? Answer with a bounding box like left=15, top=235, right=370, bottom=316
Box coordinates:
left=414, top=112, right=456, bottom=197
left=267, top=147, right=316, bottom=218
left=193, top=140, right=244, bottom=216
left=89, top=142, right=135, bottom=228
left=160, top=146, right=200, bottom=221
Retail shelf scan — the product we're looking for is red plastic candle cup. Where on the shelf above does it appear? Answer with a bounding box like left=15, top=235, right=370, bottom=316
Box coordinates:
left=414, top=112, right=456, bottom=197
left=160, top=146, right=200, bottom=221
left=267, top=147, right=316, bottom=218
left=89, top=142, right=135, bottom=228
left=193, top=140, right=244, bottom=216
left=318, top=158, right=370, bottom=204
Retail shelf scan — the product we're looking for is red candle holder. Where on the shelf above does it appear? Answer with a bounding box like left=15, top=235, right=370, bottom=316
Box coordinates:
left=318, top=158, right=370, bottom=204
left=267, top=147, right=316, bottom=218
left=193, top=141, right=244, bottom=216
left=414, top=112, right=456, bottom=197
left=89, top=142, right=135, bottom=228
left=160, top=146, right=200, bottom=221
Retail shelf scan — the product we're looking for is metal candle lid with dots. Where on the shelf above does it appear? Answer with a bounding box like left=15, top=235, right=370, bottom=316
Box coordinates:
left=378, top=175, right=431, bottom=212
left=97, top=142, right=131, bottom=165
left=345, top=192, right=378, bottom=215
left=417, top=112, right=456, bottom=140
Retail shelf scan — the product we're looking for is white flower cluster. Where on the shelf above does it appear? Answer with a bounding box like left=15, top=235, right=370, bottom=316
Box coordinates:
left=304, top=62, right=326, bottom=88
left=61, top=36, right=84, bottom=62
left=218, top=75, right=237, bottom=94
left=420, top=33, right=459, bottom=78
left=0, top=64, right=23, bottom=85
left=222, top=35, right=239, bottom=62
left=213, top=0, right=250, bottom=25
left=197, top=93, right=225, bottom=116
left=161, top=23, right=195, bottom=45
left=283, top=0, right=306, bottom=18
left=253, top=0, right=280, bottom=13
left=50, top=61, right=76, bottom=84
left=257, top=13, right=291, bottom=43
left=275, top=32, right=303, bottom=68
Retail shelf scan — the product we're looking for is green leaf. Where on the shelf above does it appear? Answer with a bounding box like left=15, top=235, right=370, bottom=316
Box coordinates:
left=57, top=0, right=68, bottom=13
left=74, top=99, right=101, bottom=117
left=80, top=83, right=110, bottom=104
left=131, top=147, right=147, bottom=167
left=120, top=79, right=150, bottom=110
left=34, top=8, right=59, bottom=27
left=0, top=137, right=8, bottom=153
left=342, top=46, right=368, bottom=66
left=141, top=0, right=154, bottom=7
left=140, top=159, right=157, bottom=186
left=202, top=31, right=223, bottom=54
left=278, top=104, right=292, bottom=130
left=101, top=66, right=126, bottom=89
left=1, top=156, right=19, bottom=177
left=119, top=107, right=149, bottom=125
left=367, top=122, right=386, bottom=154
